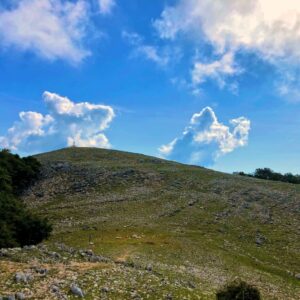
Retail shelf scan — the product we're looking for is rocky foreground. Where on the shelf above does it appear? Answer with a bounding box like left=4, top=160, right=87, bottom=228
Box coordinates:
left=0, top=243, right=204, bottom=299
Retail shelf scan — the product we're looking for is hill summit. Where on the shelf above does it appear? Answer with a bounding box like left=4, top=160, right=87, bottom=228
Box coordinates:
left=0, top=147, right=299, bottom=299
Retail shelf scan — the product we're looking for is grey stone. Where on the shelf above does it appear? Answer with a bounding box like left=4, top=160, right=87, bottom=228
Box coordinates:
left=15, top=272, right=26, bottom=283
left=15, top=293, right=25, bottom=300
left=38, top=245, right=48, bottom=251
left=130, top=291, right=141, bottom=300
left=0, top=249, right=9, bottom=257
left=255, top=232, right=267, bottom=246
left=51, top=285, right=60, bottom=293
left=255, top=237, right=264, bottom=245
left=295, top=273, right=300, bottom=280
left=23, top=245, right=36, bottom=251
left=35, top=192, right=44, bottom=198
left=25, top=274, right=33, bottom=282
left=101, top=287, right=110, bottom=293
left=145, top=264, right=153, bottom=271
left=70, top=284, right=84, bottom=298
left=85, top=249, right=93, bottom=256
left=49, top=251, right=61, bottom=259
left=187, top=281, right=196, bottom=289
left=15, top=272, right=33, bottom=283
left=35, top=268, right=48, bottom=275
left=88, top=255, right=99, bottom=262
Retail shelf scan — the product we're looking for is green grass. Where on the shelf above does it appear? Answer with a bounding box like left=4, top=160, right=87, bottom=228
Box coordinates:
left=12, top=147, right=300, bottom=299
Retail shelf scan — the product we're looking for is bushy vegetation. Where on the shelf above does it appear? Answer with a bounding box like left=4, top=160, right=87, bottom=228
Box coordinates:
left=216, top=280, right=261, bottom=300
left=0, top=149, right=41, bottom=194
left=235, top=168, right=300, bottom=184
left=0, top=149, right=52, bottom=248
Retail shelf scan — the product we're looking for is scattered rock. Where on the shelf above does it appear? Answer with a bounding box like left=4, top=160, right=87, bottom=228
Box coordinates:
left=23, top=245, right=36, bottom=251
left=15, top=293, right=25, bottom=300
left=255, top=231, right=267, bottom=246
left=187, top=281, right=196, bottom=289
left=85, top=249, right=94, bottom=256
left=35, top=268, right=48, bottom=275
left=101, top=287, right=110, bottom=293
left=49, top=251, right=61, bottom=259
left=145, top=264, right=153, bottom=271
left=14, top=272, right=33, bottom=284
left=15, top=272, right=26, bottom=283
left=51, top=285, right=60, bottom=293
left=130, top=290, right=141, bottom=299
left=88, top=255, right=107, bottom=263
left=0, top=249, right=9, bottom=257
left=35, top=191, right=44, bottom=198
left=70, top=284, right=84, bottom=298
left=295, top=273, right=300, bottom=280
left=131, top=234, right=141, bottom=239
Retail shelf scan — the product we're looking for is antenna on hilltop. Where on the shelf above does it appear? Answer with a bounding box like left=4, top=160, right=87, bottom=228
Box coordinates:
left=72, top=141, right=76, bottom=148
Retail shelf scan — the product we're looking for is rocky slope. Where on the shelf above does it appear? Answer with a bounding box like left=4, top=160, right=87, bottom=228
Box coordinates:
left=0, top=147, right=299, bottom=299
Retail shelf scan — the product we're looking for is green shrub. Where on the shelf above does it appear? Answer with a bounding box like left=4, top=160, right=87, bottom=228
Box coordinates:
left=235, top=167, right=300, bottom=184
left=15, top=212, right=52, bottom=247
left=0, top=149, right=52, bottom=248
left=0, top=166, right=12, bottom=193
left=216, top=280, right=261, bottom=300
left=0, top=149, right=41, bottom=195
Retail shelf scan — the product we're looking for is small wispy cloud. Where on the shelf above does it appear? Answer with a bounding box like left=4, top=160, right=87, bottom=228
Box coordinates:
left=98, top=0, right=115, bottom=15
left=122, top=30, right=180, bottom=67
left=191, top=52, right=241, bottom=90
left=0, top=92, right=115, bottom=154
left=159, top=107, right=250, bottom=166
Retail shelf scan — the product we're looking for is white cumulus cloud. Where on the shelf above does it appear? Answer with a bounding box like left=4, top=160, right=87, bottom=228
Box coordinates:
left=154, top=0, right=300, bottom=92
left=192, top=52, right=240, bottom=89
left=159, top=107, right=250, bottom=166
left=0, top=112, right=53, bottom=150
left=0, top=92, right=115, bottom=154
left=0, top=0, right=90, bottom=63
left=155, top=0, right=300, bottom=60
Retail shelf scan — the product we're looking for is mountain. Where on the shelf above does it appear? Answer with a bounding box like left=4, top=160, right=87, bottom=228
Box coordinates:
left=0, top=147, right=299, bottom=299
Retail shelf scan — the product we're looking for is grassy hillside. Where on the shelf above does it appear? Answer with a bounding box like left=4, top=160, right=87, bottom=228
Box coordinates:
left=1, top=147, right=299, bottom=299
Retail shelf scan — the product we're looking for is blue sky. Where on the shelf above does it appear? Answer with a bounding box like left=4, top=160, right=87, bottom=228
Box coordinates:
left=1, top=0, right=300, bottom=174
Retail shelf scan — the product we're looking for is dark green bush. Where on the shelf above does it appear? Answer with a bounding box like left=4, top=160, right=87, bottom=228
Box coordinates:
left=235, top=168, right=300, bottom=184
left=0, top=166, right=12, bottom=192
left=216, top=280, right=261, bottom=300
left=0, top=149, right=52, bottom=248
left=0, top=149, right=41, bottom=194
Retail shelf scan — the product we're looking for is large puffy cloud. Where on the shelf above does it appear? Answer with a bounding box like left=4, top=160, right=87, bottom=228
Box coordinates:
left=159, top=107, right=250, bottom=166
left=154, top=0, right=300, bottom=93
left=155, top=0, right=300, bottom=60
left=0, top=112, right=53, bottom=150
left=0, top=0, right=91, bottom=63
left=0, top=92, right=115, bottom=154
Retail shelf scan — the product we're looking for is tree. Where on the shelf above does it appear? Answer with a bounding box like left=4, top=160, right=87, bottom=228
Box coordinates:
left=235, top=168, right=300, bottom=184
left=0, top=150, right=52, bottom=248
